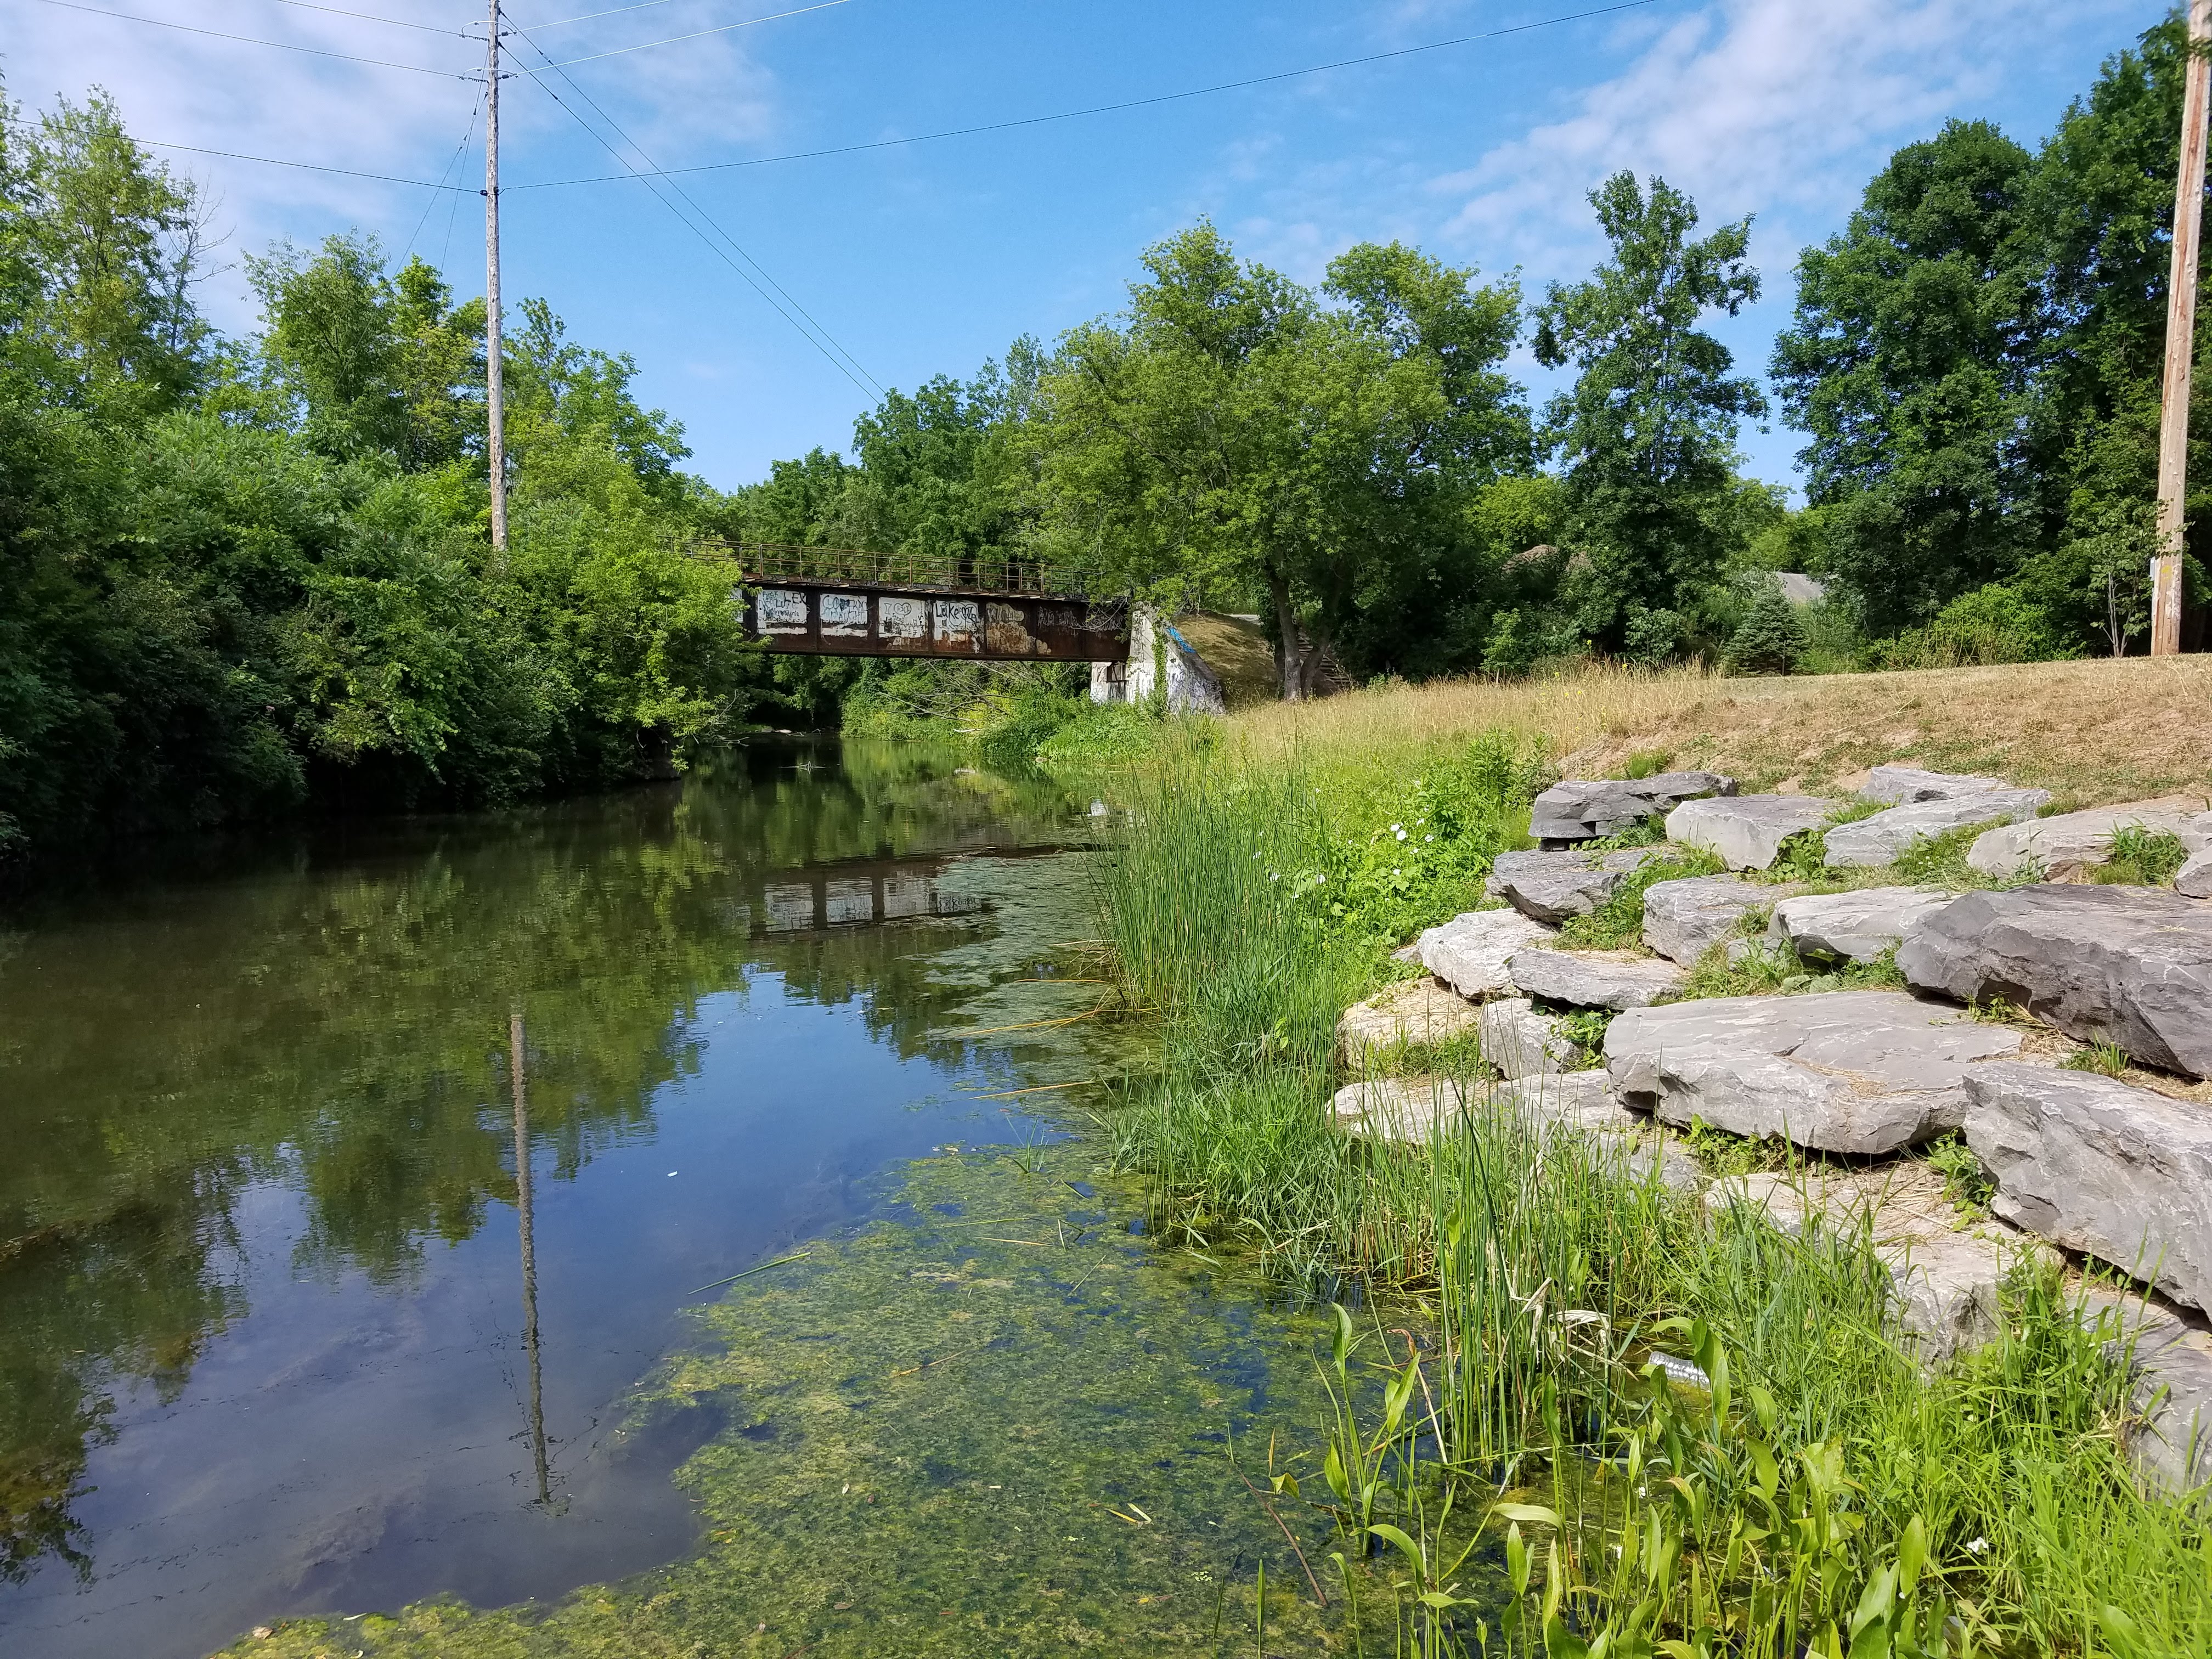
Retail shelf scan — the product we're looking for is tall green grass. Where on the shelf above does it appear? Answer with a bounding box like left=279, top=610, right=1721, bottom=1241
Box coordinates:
left=1094, top=726, right=2212, bottom=1657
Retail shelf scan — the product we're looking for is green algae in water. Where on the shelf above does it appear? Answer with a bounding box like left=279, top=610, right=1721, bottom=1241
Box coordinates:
left=221, top=1144, right=1406, bottom=1657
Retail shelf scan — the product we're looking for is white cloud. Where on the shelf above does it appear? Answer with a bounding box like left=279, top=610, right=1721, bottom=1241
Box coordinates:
left=3, top=0, right=782, bottom=329
left=1433, top=0, right=2141, bottom=276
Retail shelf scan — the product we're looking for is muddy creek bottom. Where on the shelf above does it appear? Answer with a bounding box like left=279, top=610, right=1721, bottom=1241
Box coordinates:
left=0, top=741, right=1361, bottom=1658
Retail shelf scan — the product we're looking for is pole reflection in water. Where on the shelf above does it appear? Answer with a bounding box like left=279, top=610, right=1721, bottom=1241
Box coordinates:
left=509, top=1012, right=554, bottom=1510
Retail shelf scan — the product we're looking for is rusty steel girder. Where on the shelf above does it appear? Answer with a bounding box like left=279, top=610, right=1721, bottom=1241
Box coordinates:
left=740, top=580, right=1128, bottom=661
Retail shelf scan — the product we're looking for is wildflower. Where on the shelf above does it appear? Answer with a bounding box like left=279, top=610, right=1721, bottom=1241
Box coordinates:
left=1269, top=872, right=1279, bottom=881
left=1392, top=868, right=1401, bottom=877
left=1425, top=834, right=1435, bottom=842
left=1965, top=1537, right=1988, bottom=1556
left=1391, top=823, right=1403, bottom=835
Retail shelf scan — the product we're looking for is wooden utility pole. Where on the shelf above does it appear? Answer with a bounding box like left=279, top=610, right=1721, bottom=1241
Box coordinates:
left=484, top=0, right=509, bottom=554
left=2154, top=0, right=2212, bottom=656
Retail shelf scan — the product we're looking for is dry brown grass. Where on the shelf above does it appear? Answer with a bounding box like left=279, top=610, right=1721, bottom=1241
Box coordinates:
left=1227, top=657, right=2212, bottom=811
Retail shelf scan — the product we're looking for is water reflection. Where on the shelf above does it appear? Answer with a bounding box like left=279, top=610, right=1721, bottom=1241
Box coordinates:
left=0, top=740, right=1091, bottom=1658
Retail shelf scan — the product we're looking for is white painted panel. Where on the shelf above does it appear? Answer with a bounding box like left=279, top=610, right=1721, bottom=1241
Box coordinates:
left=878, top=596, right=928, bottom=641
left=824, top=878, right=874, bottom=925
left=758, top=588, right=810, bottom=634
left=933, top=599, right=981, bottom=646
left=820, top=592, right=870, bottom=636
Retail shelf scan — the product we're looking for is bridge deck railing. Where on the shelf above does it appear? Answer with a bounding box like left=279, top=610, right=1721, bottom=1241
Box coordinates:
left=691, top=540, right=1095, bottom=600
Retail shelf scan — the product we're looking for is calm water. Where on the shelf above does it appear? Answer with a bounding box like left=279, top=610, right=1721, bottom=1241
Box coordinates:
left=0, top=740, right=1279, bottom=1658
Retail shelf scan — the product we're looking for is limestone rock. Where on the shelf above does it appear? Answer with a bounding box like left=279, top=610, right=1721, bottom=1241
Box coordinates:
left=1604, top=991, right=2023, bottom=1155
left=1861, top=765, right=2021, bottom=804
left=1485, top=847, right=1667, bottom=925
left=1529, top=772, right=1736, bottom=845
left=1417, top=909, right=1558, bottom=998
left=1641, top=875, right=1771, bottom=964
left=1823, top=791, right=2049, bottom=867
left=2182, top=849, right=2212, bottom=900
left=1965, top=799, right=2212, bottom=882
left=1330, top=1076, right=1472, bottom=1143
left=1508, top=947, right=1683, bottom=1009
left=1965, top=1062, right=2212, bottom=1314
left=1337, top=977, right=1482, bottom=1065
left=1331, top=1071, right=1615, bottom=1143
left=1479, top=996, right=1583, bottom=1078
left=1897, top=884, right=2212, bottom=1077
left=1703, top=1164, right=2044, bottom=1364
left=2081, top=1290, right=2212, bottom=1495
left=1767, top=887, right=1956, bottom=964
left=1666, top=794, right=1833, bottom=871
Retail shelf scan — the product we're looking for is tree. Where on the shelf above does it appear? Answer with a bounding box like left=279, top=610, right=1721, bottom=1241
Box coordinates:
left=1533, top=172, right=1765, bottom=646
left=1771, top=121, right=2046, bottom=631
left=1029, top=222, right=1529, bottom=696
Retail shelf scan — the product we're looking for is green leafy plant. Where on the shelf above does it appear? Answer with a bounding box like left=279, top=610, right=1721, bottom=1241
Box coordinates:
left=1559, top=849, right=1723, bottom=947
left=1925, top=1133, right=1996, bottom=1215
left=2062, top=1041, right=2130, bottom=1079
left=2096, top=826, right=2188, bottom=888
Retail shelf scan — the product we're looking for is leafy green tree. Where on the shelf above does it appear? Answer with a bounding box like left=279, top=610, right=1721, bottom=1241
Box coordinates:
left=1770, top=120, right=2045, bottom=631
left=1029, top=222, right=1529, bottom=695
left=1533, top=172, right=1765, bottom=646
left=0, top=88, right=208, bottom=418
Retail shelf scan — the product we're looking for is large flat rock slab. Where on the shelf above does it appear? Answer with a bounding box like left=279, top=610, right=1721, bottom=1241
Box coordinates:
left=1417, top=909, right=1557, bottom=998
left=1337, top=977, right=1482, bottom=1065
left=1604, top=990, right=2023, bottom=1154
left=1768, top=887, right=1955, bottom=964
left=1529, top=772, right=1736, bottom=845
left=1667, top=794, right=1833, bottom=871
left=1965, top=1062, right=2212, bottom=1315
left=1823, top=790, right=2048, bottom=867
left=1897, top=884, right=2212, bottom=1078
left=1861, top=765, right=2024, bottom=804
left=1641, top=875, right=1773, bottom=964
left=1485, top=848, right=1668, bottom=924
left=1479, top=996, right=1583, bottom=1078
left=1965, top=799, right=2212, bottom=882
left=1509, top=947, right=1683, bottom=1009
left=1331, top=1071, right=1619, bottom=1142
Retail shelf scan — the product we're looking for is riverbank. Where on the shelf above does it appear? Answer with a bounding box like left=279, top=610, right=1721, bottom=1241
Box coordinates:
left=1096, top=659, right=2212, bottom=1656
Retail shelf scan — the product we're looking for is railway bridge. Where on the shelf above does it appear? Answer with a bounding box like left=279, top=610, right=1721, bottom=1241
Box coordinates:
left=699, top=542, right=1129, bottom=663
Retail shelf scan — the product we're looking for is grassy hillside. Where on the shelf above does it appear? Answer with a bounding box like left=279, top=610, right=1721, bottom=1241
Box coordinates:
left=1227, top=658, right=2212, bottom=818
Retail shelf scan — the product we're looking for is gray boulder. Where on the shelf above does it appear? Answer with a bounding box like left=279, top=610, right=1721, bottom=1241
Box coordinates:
left=1965, top=1062, right=2212, bottom=1314
left=1478, top=997, right=1583, bottom=1079
left=1965, top=799, right=2212, bottom=882
left=1417, top=909, right=1558, bottom=997
left=1485, top=847, right=1667, bottom=924
left=1330, top=1071, right=1619, bottom=1143
left=2182, top=849, right=2212, bottom=900
left=1767, top=887, right=1955, bottom=964
left=1337, top=977, right=1482, bottom=1065
left=1604, top=990, right=2023, bottom=1154
left=1897, top=884, right=2212, bottom=1077
left=2081, top=1289, right=2212, bottom=1495
left=1822, top=790, right=2049, bottom=867
left=1861, top=765, right=2021, bottom=804
left=1666, top=794, right=1833, bottom=870
left=1529, top=772, right=1736, bottom=845
left=1641, top=875, right=1771, bottom=964
left=1508, top=947, right=1684, bottom=1009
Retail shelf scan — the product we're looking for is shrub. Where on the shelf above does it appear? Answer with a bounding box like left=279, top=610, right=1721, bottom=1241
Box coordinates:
left=1869, top=582, right=2068, bottom=670
left=1722, top=579, right=1808, bottom=675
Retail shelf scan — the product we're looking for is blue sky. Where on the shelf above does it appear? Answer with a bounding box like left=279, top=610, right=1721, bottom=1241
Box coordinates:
left=10, top=0, right=2169, bottom=493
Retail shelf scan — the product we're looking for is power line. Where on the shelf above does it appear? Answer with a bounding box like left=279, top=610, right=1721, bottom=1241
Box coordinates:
left=263, top=0, right=478, bottom=36
left=513, top=0, right=1663, bottom=189
left=515, top=0, right=692, bottom=29
left=407, top=86, right=488, bottom=255
left=141, top=136, right=473, bottom=188
left=531, top=0, right=853, bottom=69
left=30, top=0, right=481, bottom=77
left=505, top=20, right=883, bottom=397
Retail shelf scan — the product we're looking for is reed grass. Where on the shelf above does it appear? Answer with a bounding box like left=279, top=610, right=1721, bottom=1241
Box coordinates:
left=1095, top=730, right=2212, bottom=1657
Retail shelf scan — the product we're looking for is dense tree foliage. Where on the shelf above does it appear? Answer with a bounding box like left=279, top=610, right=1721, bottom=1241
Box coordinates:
left=1775, top=13, right=2211, bottom=653
left=0, top=86, right=797, bottom=863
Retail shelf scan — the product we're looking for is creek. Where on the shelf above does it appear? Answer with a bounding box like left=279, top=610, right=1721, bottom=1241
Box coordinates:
left=0, top=740, right=1355, bottom=1658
